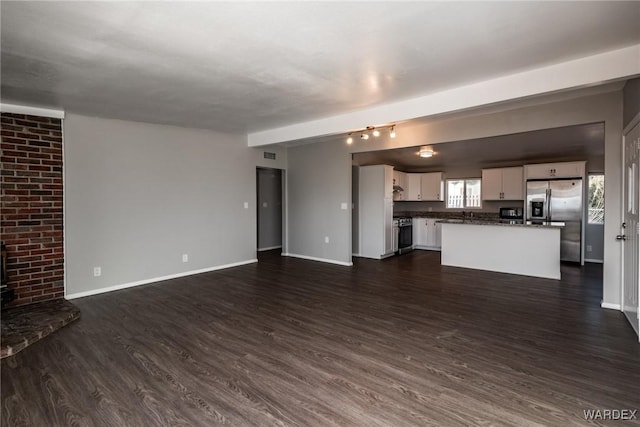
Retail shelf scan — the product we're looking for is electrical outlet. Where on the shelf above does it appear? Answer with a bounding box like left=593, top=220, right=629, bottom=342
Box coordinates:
left=182, top=254, right=189, bottom=263
left=243, top=202, right=249, bottom=209
left=586, top=245, right=592, bottom=252
left=325, top=236, right=330, bottom=244
left=340, top=203, right=348, bottom=210
left=263, top=202, right=268, bottom=208
left=93, top=266, right=101, bottom=277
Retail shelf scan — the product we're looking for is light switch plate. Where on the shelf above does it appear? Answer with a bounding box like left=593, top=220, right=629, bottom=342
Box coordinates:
left=340, top=203, right=348, bottom=210
left=244, top=202, right=249, bottom=209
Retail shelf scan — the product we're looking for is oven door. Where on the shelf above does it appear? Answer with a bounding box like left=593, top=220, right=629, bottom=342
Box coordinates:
left=398, top=224, right=413, bottom=249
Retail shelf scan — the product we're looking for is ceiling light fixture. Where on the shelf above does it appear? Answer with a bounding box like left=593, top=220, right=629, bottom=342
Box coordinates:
left=418, top=146, right=434, bottom=158
left=344, top=124, right=397, bottom=144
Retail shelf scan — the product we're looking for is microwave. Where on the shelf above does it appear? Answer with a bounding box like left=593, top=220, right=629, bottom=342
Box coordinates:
left=499, top=207, right=523, bottom=219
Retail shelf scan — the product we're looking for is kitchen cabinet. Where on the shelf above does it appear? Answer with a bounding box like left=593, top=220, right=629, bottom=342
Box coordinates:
left=404, top=172, right=444, bottom=201
left=358, top=165, right=395, bottom=259
left=406, top=174, right=422, bottom=200
left=393, top=170, right=408, bottom=201
left=420, top=172, right=444, bottom=201
left=525, top=161, right=586, bottom=180
left=413, top=217, right=442, bottom=250
left=482, top=167, right=524, bottom=200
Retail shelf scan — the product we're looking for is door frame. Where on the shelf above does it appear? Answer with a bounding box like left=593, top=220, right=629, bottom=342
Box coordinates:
left=256, top=167, right=286, bottom=254
left=621, top=111, right=640, bottom=339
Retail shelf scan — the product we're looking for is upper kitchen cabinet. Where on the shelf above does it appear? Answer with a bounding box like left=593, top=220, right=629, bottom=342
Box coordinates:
left=403, top=172, right=444, bottom=201
left=482, top=167, right=524, bottom=200
left=393, top=170, right=408, bottom=201
left=525, top=161, right=586, bottom=180
left=420, top=172, right=444, bottom=201
left=406, top=174, right=422, bottom=200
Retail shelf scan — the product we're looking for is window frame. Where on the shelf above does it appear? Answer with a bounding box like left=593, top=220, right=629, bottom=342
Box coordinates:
left=446, top=178, right=482, bottom=209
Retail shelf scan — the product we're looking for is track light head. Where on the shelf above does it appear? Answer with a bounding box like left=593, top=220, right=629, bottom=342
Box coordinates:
left=390, top=126, right=396, bottom=138
left=346, top=134, right=353, bottom=144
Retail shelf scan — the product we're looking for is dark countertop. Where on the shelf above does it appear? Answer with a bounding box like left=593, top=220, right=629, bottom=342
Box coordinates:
left=437, top=218, right=565, bottom=228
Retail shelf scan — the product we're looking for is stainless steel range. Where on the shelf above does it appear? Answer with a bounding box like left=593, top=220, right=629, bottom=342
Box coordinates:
left=395, top=217, right=413, bottom=255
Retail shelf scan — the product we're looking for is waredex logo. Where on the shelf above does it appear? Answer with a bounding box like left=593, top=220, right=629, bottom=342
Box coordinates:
left=583, top=409, right=637, bottom=421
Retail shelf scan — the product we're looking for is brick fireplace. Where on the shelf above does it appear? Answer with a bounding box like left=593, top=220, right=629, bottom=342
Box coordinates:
left=1, top=113, right=64, bottom=306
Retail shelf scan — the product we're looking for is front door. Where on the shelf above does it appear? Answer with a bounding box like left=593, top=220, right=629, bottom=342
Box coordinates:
left=622, top=120, right=640, bottom=338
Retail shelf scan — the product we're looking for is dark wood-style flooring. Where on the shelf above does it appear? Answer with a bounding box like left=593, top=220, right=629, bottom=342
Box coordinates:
left=2, top=250, right=639, bottom=426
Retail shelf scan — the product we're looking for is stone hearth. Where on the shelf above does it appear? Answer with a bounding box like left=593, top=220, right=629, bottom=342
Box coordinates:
left=1, top=299, right=80, bottom=358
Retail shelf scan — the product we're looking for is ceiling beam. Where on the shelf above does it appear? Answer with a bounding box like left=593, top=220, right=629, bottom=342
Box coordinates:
left=248, top=44, right=640, bottom=147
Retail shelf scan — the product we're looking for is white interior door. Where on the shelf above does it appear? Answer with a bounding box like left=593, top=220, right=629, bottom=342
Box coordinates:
left=622, top=120, right=640, bottom=338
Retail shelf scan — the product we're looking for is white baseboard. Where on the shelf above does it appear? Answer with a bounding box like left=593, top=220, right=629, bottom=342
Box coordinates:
left=584, top=258, right=604, bottom=264
left=282, top=253, right=353, bottom=267
left=65, top=259, right=258, bottom=300
left=601, top=301, right=621, bottom=310
left=257, top=245, right=282, bottom=252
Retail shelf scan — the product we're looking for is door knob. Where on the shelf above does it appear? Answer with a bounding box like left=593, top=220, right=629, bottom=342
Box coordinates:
left=616, top=235, right=627, bottom=241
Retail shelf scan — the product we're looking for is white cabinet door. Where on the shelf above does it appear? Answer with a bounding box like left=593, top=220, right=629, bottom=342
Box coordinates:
left=425, top=219, right=437, bottom=247
left=434, top=221, right=442, bottom=249
left=526, top=162, right=585, bottom=179
left=406, top=174, right=422, bottom=200
left=416, top=218, right=429, bottom=246
left=412, top=218, right=420, bottom=246
left=482, top=167, right=524, bottom=200
left=420, top=172, right=444, bottom=201
left=501, top=167, right=524, bottom=200
left=553, top=162, right=584, bottom=178
left=481, top=168, right=503, bottom=200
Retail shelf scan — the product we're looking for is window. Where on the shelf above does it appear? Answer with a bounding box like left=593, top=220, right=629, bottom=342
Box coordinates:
left=588, top=174, right=604, bottom=224
left=447, top=178, right=481, bottom=208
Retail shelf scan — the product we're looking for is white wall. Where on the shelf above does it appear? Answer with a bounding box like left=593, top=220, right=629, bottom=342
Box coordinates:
left=285, top=140, right=352, bottom=265
left=64, top=114, right=257, bottom=297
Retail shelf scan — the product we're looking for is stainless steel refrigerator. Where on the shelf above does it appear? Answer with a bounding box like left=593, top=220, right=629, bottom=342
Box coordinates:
left=526, top=179, right=583, bottom=263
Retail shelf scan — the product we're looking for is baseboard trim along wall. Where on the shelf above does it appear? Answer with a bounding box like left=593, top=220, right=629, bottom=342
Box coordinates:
left=282, top=253, right=353, bottom=267
left=65, top=259, right=258, bottom=300
left=257, top=245, right=282, bottom=252
left=601, top=301, right=621, bottom=310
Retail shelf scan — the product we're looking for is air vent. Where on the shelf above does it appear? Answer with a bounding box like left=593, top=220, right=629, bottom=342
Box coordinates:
left=263, top=152, right=276, bottom=160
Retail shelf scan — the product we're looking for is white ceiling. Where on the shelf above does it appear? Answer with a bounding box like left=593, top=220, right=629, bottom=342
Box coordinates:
left=2, top=2, right=639, bottom=135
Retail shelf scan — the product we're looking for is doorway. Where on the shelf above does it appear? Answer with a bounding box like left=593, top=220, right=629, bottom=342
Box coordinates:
left=256, top=167, right=283, bottom=252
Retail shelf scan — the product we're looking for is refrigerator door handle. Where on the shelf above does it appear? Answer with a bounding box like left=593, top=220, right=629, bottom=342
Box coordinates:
left=546, top=188, right=551, bottom=222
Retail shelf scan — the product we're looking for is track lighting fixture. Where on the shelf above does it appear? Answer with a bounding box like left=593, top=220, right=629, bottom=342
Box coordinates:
left=344, top=124, right=397, bottom=144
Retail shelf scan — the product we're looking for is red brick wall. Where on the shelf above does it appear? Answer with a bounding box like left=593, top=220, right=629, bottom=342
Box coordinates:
left=1, top=113, right=64, bottom=306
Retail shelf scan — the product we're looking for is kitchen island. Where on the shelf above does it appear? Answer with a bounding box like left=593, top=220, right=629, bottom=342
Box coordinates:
left=438, top=219, right=564, bottom=280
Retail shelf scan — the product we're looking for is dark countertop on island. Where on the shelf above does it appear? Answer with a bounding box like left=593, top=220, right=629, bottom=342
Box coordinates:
left=437, top=219, right=565, bottom=228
